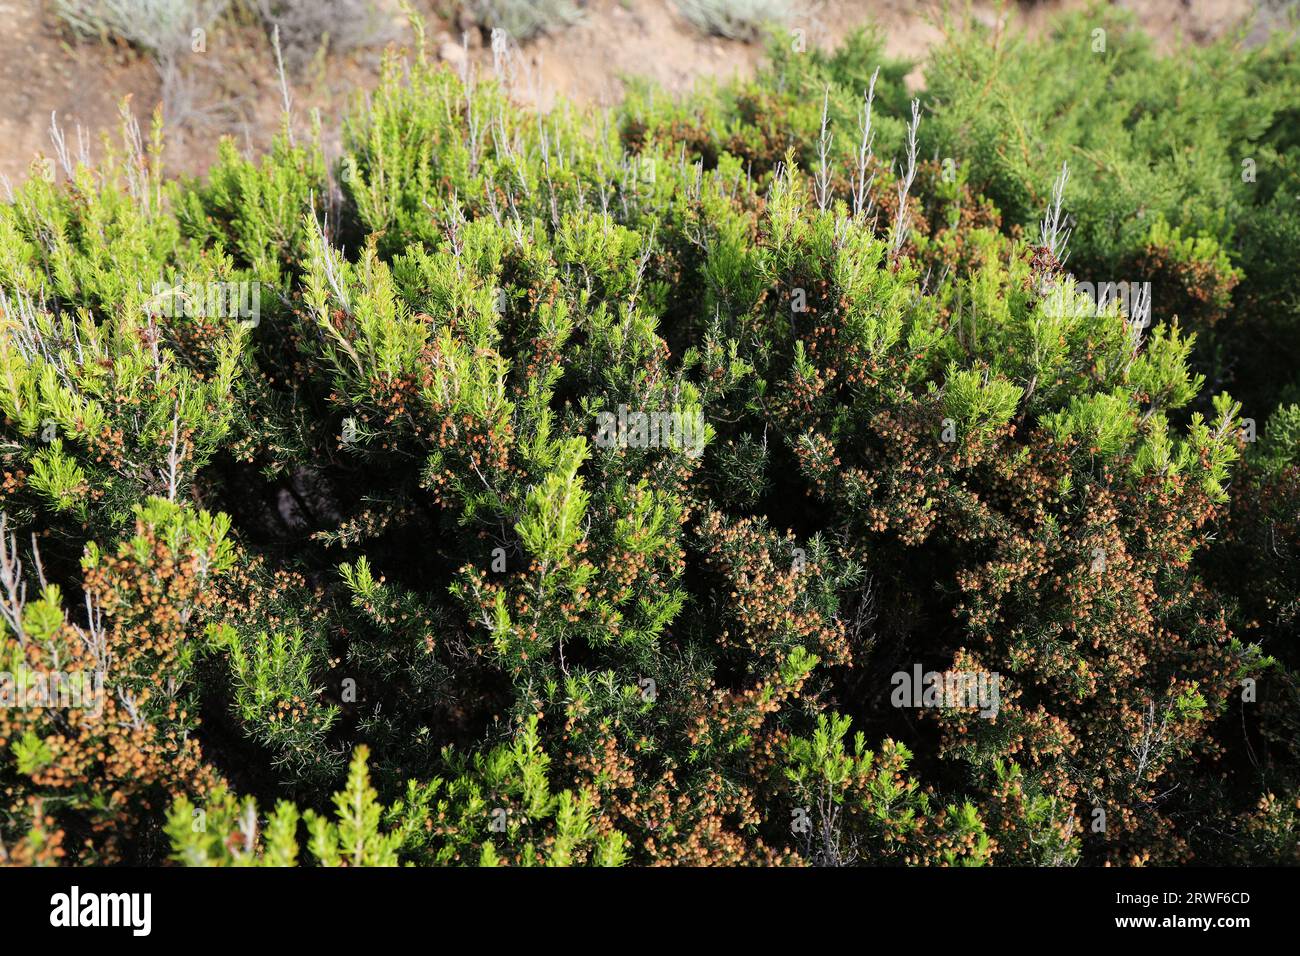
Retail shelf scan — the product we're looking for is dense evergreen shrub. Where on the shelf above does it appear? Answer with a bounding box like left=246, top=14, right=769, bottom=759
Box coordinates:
left=1, top=9, right=1296, bottom=866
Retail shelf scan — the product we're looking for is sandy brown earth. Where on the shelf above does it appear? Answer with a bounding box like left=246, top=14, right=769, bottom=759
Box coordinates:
left=0, top=0, right=1275, bottom=186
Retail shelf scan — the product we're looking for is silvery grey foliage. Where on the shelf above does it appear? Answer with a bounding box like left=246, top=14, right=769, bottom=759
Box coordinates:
left=54, top=0, right=229, bottom=61
left=462, top=0, right=584, bottom=42
left=675, top=0, right=791, bottom=41
left=1039, top=161, right=1073, bottom=265
left=890, top=98, right=921, bottom=256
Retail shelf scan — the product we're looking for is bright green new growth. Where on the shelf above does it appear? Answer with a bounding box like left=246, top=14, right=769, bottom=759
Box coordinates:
left=167, top=722, right=627, bottom=867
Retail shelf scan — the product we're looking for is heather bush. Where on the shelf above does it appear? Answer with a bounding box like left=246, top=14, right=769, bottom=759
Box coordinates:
left=251, top=0, right=397, bottom=74
left=0, top=8, right=1296, bottom=867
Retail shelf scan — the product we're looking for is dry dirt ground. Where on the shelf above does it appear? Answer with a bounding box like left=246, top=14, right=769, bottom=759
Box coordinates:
left=0, top=0, right=1279, bottom=186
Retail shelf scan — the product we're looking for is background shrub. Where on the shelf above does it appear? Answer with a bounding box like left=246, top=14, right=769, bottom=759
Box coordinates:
left=675, top=0, right=792, bottom=40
